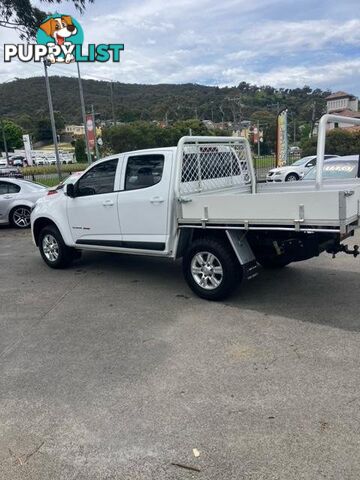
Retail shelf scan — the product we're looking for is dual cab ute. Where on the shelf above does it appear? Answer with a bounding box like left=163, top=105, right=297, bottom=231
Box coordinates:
left=31, top=114, right=360, bottom=300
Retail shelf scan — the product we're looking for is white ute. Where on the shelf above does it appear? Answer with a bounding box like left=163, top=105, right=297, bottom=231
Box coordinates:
left=31, top=115, right=360, bottom=300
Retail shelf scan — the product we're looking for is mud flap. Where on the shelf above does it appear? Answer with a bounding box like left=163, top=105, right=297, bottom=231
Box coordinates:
left=226, top=230, right=259, bottom=280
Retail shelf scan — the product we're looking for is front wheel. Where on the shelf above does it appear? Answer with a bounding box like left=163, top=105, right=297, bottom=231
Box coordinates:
left=285, top=173, right=299, bottom=182
left=39, top=225, right=75, bottom=269
left=183, top=237, right=241, bottom=301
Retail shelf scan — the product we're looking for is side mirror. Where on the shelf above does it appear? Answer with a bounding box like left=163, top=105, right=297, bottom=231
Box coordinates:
left=65, top=183, right=76, bottom=198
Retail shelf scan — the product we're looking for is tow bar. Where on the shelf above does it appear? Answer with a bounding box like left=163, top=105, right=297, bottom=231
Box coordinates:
left=328, top=244, right=360, bottom=258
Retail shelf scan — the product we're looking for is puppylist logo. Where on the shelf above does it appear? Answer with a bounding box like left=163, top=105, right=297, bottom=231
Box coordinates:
left=4, top=14, right=124, bottom=64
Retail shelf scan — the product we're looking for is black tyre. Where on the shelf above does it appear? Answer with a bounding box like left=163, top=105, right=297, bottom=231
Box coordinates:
left=285, top=173, right=299, bottom=182
left=183, top=237, right=241, bottom=301
left=257, top=256, right=290, bottom=269
left=39, top=225, right=75, bottom=269
left=10, top=205, right=31, bottom=228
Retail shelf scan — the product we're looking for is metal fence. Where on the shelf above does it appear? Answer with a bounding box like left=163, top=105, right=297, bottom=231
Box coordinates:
left=23, top=172, right=71, bottom=186
left=254, top=153, right=301, bottom=181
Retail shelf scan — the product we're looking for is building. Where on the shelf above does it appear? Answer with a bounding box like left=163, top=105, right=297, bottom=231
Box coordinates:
left=64, top=124, right=85, bottom=136
left=325, top=91, right=360, bottom=130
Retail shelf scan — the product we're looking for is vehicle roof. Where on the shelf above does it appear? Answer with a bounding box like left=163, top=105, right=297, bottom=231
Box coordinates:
left=90, top=147, right=178, bottom=167
left=0, top=177, right=46, bottom=188
left=329, top=154, right=360, bottom=161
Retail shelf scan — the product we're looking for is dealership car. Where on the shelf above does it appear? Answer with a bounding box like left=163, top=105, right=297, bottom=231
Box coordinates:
left=0, top=178, right=47, bottom=228
left=303, top=155, right=360, bottom=181
left=0, top=165, right=23, bottom=178
left=266, top=154, right=338, bottom=182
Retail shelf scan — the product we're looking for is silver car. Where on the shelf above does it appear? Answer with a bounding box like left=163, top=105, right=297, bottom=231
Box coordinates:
left=0, top=178, right=47, bottom=228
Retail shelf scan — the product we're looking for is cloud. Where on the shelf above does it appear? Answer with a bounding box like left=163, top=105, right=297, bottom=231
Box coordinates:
left=0, top=0, right=358, bottom=96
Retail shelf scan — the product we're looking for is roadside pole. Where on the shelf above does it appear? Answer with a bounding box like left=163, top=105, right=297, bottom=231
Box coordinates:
left=1, top=120, right=9, bottom=166
left=76, top=62, right=92, bottom=165
left=91, top=104, right=100, bottom=161
left=257, top=120, right=260, bottom=157
left=110, top=81, right=116, bottom=126
left=43, top=61, right=62, bottom=182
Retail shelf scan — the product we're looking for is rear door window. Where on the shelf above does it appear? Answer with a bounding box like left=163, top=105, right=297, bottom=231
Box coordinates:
left=0, top=181, right=20, bottom=194
left=125, top=155, right=164, bottom=190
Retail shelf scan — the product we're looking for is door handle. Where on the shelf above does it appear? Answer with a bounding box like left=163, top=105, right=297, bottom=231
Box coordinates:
left=4, top=195, right=13, bottom=199
left=150, top=196, right=164, bottom=204
left=102, top=200, right=114, bottom=206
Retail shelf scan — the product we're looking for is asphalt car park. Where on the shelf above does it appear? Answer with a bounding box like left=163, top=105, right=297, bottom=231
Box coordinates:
left=1, top=226, right=360, bottom=479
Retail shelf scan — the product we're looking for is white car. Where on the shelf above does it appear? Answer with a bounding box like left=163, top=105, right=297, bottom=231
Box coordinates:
left=0, top=178, right=47, bottom=228
left=266, top=155, right=338, bottom=182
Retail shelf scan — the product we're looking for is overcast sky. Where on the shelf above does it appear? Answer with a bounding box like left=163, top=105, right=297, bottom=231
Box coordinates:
left=0, top=0, right=359, bottom=94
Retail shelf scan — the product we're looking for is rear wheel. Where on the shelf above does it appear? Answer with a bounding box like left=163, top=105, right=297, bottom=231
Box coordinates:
left=39, top=225, right=75, bottom=269
left=183, top=237, right=241, bottom=300
left=10, top=206, right=31, bottom=228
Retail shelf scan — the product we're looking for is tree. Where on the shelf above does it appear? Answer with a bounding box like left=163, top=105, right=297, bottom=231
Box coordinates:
left=0, top=119, right=23, bottom=151
left=74, top=138, right=87, bottom=163
left=250, top=110, right=277, bottom=154
left=15, top=114, right=34, bottom=134
left=0, top=0, right=93, bottom=39
left=102, top=120, right=231, bottom=155
left=300, top=129, right=360, bottom=156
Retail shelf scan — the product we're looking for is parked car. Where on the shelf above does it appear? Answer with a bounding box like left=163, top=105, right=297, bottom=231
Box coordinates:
left=31, top=120, right=360, bottom=300
left=303, top=155, right=360, bottom=181
left=289, top=146, right=301, bottom=155
left=0, top=178, right=47, bottom=228
left=11, top=156, right=25, bottom=167
left=266, top=154, right=338, bottom=182
left=34, top=157, right=48, bottom=166
left=0, top=165, right=23, bottom=178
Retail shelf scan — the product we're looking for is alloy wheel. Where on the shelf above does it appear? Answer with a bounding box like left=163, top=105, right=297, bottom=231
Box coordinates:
left=12, top=207, right=30, bottom=228
left=190, top=251, right=224, bottom=290
left=42, top=234, right=60, bottom=262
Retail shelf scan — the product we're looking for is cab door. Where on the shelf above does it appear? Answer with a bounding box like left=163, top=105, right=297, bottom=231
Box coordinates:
left=117, top=151, right=173, bottom=251
left=67, top=158, right=122, bottom=245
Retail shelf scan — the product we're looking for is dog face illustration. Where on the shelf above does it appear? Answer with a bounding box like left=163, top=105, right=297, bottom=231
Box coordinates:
left=40, top=16, right=77, bottom=45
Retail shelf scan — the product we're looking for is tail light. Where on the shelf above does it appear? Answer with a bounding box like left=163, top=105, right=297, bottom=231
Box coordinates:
left=47, top=190, right=58, bottom=196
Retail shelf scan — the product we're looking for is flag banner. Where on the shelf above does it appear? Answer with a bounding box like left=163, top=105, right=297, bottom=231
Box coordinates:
left=276, top=109, right=288, bottom=166
left=86, top=114, right=95, bottom=151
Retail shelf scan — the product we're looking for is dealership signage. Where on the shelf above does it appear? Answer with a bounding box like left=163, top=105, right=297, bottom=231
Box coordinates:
left=3, top=14, right=124, bottom=64
left=276, top=109, right=288, bottom=166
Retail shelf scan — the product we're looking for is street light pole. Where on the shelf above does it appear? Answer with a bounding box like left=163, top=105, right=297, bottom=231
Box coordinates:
left=110, top=81, right=116, bottom=126
left=43, top=61, right=62, bottom=182
left=76, top=62, right=92, bottom=165
left=1, top=120, right=9, bottom=166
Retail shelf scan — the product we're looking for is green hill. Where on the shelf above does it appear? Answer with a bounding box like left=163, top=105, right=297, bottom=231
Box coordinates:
left=0, top=76, right=329, bottom=127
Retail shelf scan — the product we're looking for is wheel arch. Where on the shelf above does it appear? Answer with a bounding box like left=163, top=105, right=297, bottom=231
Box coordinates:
left=33, top=217, right=60, bottom=246
left=8, top=200, right=33, bottom=221
left=176, top=227, right=237, bottom=259
left=285, top=171, right=299, bottom=181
